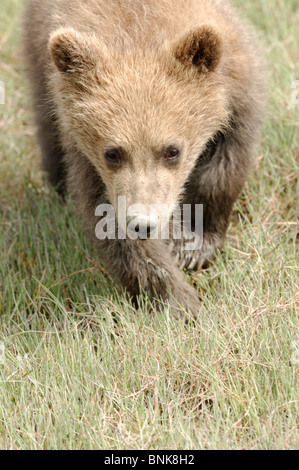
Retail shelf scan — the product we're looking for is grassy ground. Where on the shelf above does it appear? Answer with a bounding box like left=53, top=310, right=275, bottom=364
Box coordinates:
left=0, top=0, right=298, bottom=450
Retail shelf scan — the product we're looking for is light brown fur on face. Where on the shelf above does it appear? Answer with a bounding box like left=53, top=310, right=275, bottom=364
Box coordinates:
left=48, top=28, right=229, bottom=227
left=23, top=0, right=266, bottom=318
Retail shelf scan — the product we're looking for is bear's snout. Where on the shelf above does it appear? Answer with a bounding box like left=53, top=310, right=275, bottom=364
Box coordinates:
left=127, top=215, right=158, bottom=240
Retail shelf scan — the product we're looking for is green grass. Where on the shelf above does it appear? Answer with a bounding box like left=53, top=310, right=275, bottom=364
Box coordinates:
left=0, top=0, right=298, bottom=450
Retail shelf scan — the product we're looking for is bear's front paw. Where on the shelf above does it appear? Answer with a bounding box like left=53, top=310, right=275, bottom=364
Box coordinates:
left=169, top=233, right=223, bottom=271
left=134, top=256, right=201, bottom=319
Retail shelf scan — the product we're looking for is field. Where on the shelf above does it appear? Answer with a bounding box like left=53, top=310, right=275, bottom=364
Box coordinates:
left=0, top=0, right=298, bottom=450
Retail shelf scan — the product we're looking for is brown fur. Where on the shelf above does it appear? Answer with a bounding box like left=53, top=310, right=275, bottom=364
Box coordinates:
left=173, top=25, right=223, bottom=72
left=23, top=0, right=266, bottom=318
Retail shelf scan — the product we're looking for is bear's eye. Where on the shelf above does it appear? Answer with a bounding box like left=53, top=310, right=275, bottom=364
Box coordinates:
left=104, top=148, right=123, bottom=164
left=164, top=146, right=180, bottom=161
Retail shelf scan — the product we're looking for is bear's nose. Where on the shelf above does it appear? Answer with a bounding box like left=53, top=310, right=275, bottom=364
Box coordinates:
left=127, top=215, right=158, bottom=239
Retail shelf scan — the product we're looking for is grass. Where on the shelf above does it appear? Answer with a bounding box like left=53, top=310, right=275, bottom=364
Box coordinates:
left=0, top=0, right=298, bottom=450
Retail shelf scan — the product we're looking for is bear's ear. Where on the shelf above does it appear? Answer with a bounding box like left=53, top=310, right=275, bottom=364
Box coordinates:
left=173, top=25, right=223, bottom=73
left=49, top=28, right=97, bottom=74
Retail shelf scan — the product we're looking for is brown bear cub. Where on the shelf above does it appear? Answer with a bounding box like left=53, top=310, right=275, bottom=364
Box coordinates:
left=23, top=0, right=265, bottom=317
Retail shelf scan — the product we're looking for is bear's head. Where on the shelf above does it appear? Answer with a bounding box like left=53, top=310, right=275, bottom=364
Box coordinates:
left=49, top=25, right=229, bottom=238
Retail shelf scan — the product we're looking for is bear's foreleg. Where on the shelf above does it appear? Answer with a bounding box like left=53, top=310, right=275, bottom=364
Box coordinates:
left=171, top=131, right=253, bottom=271
left=66, top=150, right=201, bottom=318
left=104, top=237, right=202, bottom=318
